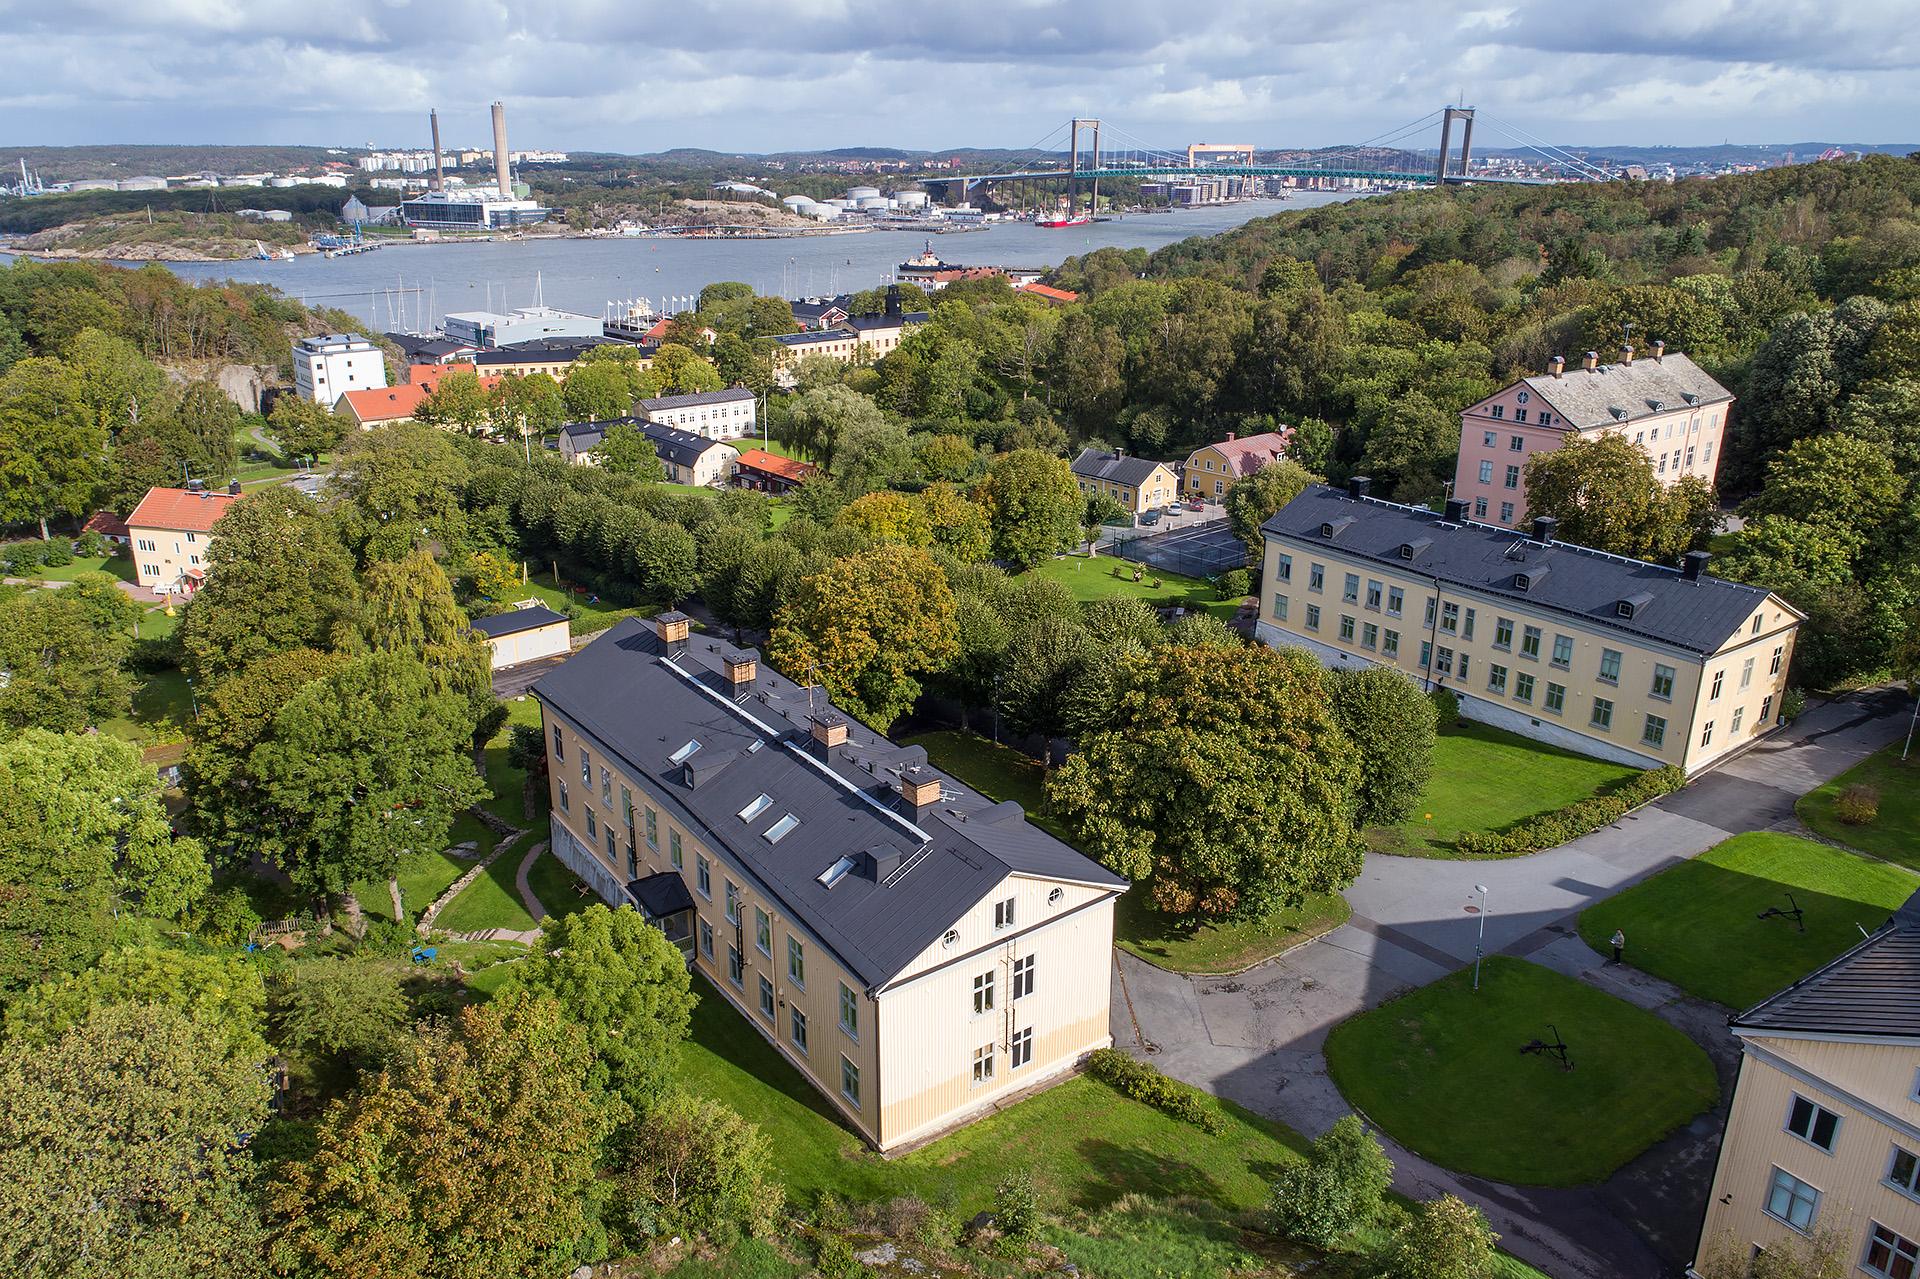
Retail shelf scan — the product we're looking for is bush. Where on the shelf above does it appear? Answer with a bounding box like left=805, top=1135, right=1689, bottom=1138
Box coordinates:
left=1428, top=686, right=1460, bottom=730
left=472, top=702, right=509, bottom=750
left=617, top=1093, right=778, bottom=1245
left=1780, top=686, right=1807, bottom=724
left=1215, top=567, right=1252, bottom=600
left=197, top=886, right=262, bottom=945
left=506, top=723, right=547, bottom=774
left=1835, top=783, right=1881, bottom=825
left=75, top=529, right=110, bottom=558
left=40, top=539, right=72, bottom=568
left=1325, top=666, right=1438, bottom=826
left=1379, top=1194, right=1499, bottom=1279
left=992, top=1170, right=1042, bottom=1244
left=813, top=1233, right=856, bottom=1279
left=1268, top=1114, right=1394, bottom=1247
left=1085, top=1047, right=1226, bottom=1134
left=1453, top=766, right=1684, bottom=856
left=2, top=539, right=47, bottom=573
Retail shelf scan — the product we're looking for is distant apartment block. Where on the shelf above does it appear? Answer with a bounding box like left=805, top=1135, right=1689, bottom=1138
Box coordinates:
left=127, top=484, right=241, bottom=596
left=1454, top=346, right=1732, bottom=529
left=1257, top=481, right=1802, bottom=775
left=533, top=614, right=1127, bottom=1151
left=292, top=334, right=387, bottom=405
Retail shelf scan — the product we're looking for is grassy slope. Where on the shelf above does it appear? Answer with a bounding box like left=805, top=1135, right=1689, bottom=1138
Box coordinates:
left=1577, top=832, right=1920, bottom=1009
left=1028, top=553, right=1238, bottom=619
left=435, top=849, right=589, bottom=934
left=1796, top=744, right=1920, bottom=870
left=1325, top=957, right=1718, bottom=1186
left=1364, top=721, right=1639, bottom=858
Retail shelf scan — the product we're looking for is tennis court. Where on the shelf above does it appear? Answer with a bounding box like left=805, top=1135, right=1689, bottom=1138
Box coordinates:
left=1111, top=521, right=1248, bottom=579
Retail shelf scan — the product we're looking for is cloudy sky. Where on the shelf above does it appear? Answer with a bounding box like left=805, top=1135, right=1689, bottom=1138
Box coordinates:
left=4, top=0, right=1919, bottom=153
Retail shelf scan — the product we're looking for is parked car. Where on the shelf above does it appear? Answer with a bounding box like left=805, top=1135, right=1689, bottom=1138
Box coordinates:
left=1186, top=500, right=1204, bottom=511
left=1139, top=510, right=1162, bottom=526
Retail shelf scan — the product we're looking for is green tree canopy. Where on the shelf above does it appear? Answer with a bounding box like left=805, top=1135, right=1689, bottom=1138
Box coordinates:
left=615, top=1093, right=777, bottom=1246
left=591, top=421, right=666, bottom=480
left=267, top=393, right=347, bottom=461
left=1223, top=459, right=1317, bottom=565
left=973, top=448, right=1083, bottom=572
left=3, top=943, right=269, bottom=1063
left=0, top=355, right=107, bottom=538
left=1522, top=433, right=1714, bottom=561
left=0, top=580, right=136, bottom=731
left=1323, top=666, right=1438, bottom=827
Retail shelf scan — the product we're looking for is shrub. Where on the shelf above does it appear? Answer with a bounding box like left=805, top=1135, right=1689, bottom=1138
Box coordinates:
left=40, top=539, right=72, bottom=568
left=1215, top=567, right=1252, bottom=600
left=472, top=702, right=509, bottom=750
left=1325, top=666, right=1437, bottom=827
left=198, top=886, right=262, bottom=945
left=1268, top=1114, right=1394, bottom=1246
left=1780, top=687, right=1807, bottom=724
left=1834, top=783, right=1881, bottom=825
left=993, top=1170, right=1042, bottom=1243
left=75, top=529, right=110, bottom=557
left=1452, top=766, right=1684, bottom=856
left=2, top=539, right=47, bottom=572
left=618, top=1093, right=778, bottom=1245
left=1379, top=1194, right=1499, bottom=1279
left=1085, top=1047, right=1226, bottom=1134
left=813, top=1233, right=856, bottom=1279
left=1428, top=686, right=1460, bottom=730
left=506, top=723, right=547, bottom=774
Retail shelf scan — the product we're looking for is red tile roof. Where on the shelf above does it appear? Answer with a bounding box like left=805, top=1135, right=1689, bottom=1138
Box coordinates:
left=126, top=486, right=240, bottom=534
left=1199, top=429, right=1294, bottom=478
left=1020, top=283, right=1079, bottom=304
left=735, top=449, right=818, bottom=483
left=82, top=510, right=129, bottom=539
left=338, top=366, right=502, bottom=423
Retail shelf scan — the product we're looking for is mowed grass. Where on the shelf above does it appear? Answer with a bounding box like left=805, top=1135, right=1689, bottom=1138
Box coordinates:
left=1364, top=721, right=1640, bottom=858
left=905, top=729, right=1348, bottom=973
left=1325, top=957, right=1717, bottom=1186
left=512, top=570, right=658, bottom=636
left=677, top=976, right=1306, bottom=1213
left=436, top=848, right=589, bottom=934
left=100, top=666, right=196, bottom=746
left=1578, top=833, right=1920, bottom=1009
left=1797, top=745, right=1920, bottom=870
left=1028, top=553, right=1238, bottom=619
left=479, top=697, right=546, bottom=830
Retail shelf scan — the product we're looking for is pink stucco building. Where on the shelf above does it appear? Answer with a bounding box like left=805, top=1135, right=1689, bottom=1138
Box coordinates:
left=1453, top=344, right=1733, bottom=529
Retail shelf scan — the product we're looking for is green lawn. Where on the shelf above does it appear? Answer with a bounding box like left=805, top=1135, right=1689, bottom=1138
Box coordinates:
left=1325, top=957, right=1718, bottom=1186
left=677, top=975, right=1305, bottom=1213
left=435, top=849, right=588, bottom=934
left=1364, top=722, right=1640, bottom=858
left=1028, top=553, right=1238, bottom=619
left=27, top=553, right=137, bottom=583
left=1578, top=832, right=1920, bottom=1009
left=511, top=570, right=658, bottom=636
left=479, top=697, right=546, bottom=830
left=904, top=729, right=1347, bottom=972
left=354, top=848, right=472, bottom=924
left=101, top=666, right=196, bottom=746
left=1797, top=744, right=1920, bottom=870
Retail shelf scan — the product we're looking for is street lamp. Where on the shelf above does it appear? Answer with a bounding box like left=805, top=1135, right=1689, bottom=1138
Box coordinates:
left=1472, top=883, right=1489, bottom=992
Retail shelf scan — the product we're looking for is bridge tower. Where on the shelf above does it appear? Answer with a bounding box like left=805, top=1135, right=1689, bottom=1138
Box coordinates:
left=1069, top=118, right=1101, bottom=216
left=1436, top=106, right=1476, bottom=183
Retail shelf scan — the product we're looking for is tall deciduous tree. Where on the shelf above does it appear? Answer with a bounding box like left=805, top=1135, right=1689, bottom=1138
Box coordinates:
left=1322, top=666, right=1437, bottom=827
left=414, top=367, right=492, bottom=436
left=0, top=356, right=106, bottom=538
left=267, top=394, right=346, bottom=461
left=0, top=578, right=136, bottom=731
left=1048, top=644, right=1362, bottom=919
left=331, top=422, right=472, bottom=562
left=649, top=343, right=725, bottom=396
left=3, top=943, right=269, bottom=1062
left=355, top=548, right=493, bottom=733
left=615, top=1093, right=777, bottom=1245
left=1522, top=433, right=1714, bottom=561
left=1224, top=459, right=1317, bottom=565
left=591, top=422, right=666, bottom=480
left=973, top=448, right=1083, bottom=572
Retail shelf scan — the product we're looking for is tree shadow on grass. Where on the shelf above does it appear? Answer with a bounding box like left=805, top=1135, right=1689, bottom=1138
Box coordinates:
left=1073, top=1137, right=1227, bottom=1212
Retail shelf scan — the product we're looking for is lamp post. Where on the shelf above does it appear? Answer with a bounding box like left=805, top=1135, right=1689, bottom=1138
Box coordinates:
left=1472, top=883, right=1489, bottom=992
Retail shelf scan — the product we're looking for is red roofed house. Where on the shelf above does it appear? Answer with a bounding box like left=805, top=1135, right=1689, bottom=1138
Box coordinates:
left=334, top=364, right=502, bottom=429
left=127, top=484, right=242, bottom=595
left=81, top=510, right=130, bottom=544
left=1180, top=429, right=1294, bottom=501
left=733, top=448, right=818, bottom=495
left=1018, top=283, right=1079, bottom=306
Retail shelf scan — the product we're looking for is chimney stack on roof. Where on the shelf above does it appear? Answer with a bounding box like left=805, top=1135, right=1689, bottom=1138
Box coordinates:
left=722, top=649, right=758, bottom=696
left=1583, top=350, right=1600, bottom=372
left=1443, top=497, right=1470, bottom=523
left=1348, top=476, right=1372, bottom=500
left=897, top=765, right=941, bottom=819
left=1549, top=355, right=1565, bottom=378
left=653, top=610, right=690, bottom=652
left=1622, top=343, right=1635, bottom=365
left=810, top=711, right=848, bottom=755
left=1226, top=431, right=1237, bottom=441
left=1652, top=339, right=1666, bottom=362
left=491, top=101, right=512, bottom=197
left=1681, top=549, right=1711, bottom=581
left=1532, top=515, right=1558, bottom=545
left=228, top=479, right=241, bottom=496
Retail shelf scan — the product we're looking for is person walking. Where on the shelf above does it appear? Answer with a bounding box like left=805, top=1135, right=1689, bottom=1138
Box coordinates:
left=1609, top=928, right=1626, bottom=965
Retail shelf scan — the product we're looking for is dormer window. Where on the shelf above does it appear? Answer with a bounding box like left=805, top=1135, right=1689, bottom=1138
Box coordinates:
left=1399, top=537, right=1432, bottom=561
left=1320, top=515, right=1355, bottom=540
left=1514, top=568, right=1549, bottom=592
left=1616, top=591, right=1653, bottom=620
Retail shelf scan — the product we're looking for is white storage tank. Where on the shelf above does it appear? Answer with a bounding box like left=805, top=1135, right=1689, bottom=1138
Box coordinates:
left=846, top=185, right=881, bottom=201
left=781, top=195, right=814, bottom=210
left=856, top=196, right=889, bottom=211
left=894, top=190, right=929, bottom=209
left=806, top=204, right=841, bottom=220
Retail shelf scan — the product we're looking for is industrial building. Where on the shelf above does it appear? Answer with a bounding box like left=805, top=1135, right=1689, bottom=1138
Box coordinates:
left=399, top=101, right=551, bottom=230
left=443, top=305, right=603, bottom=350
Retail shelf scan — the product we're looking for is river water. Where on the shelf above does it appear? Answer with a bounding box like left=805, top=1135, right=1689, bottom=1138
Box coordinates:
left=37, top=193, right=1360, bottom=331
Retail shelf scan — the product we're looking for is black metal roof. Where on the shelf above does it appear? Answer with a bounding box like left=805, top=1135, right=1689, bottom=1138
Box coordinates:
left=1262, top=485, right=1788, bottom=656
left=638, top=388, right=755, bottom=411
left=1071, top=447, right=1170, bottom=489
left=470, top=604, right=569, bottom=637
left=557, top=417, right=731, bottom=469
left=630, top=870, right=695, bottom=919
left=1733, top=891, right=1920, bottom=1040
left=385, top=332, right=474, bottom=360
left=532, top=619, right=1126, bottom=990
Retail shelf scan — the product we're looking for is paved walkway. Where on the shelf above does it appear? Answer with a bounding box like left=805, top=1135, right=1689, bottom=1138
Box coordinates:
left=1114, top=687, right=1909, bottom=1279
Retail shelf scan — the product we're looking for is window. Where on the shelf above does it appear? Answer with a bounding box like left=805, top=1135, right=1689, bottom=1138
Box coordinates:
left=758, top=975, right=775, bottom=1019
left=1462, top=608, right=1476, bottom=640
left=1366, top=580, right=1382, bottom=610
left=621, top=786, right=633, bottom=826
left=972, top=1043, right=996, bottom=1084
left=995, top=897, right=1016, bottom=929
left=1651, top=665, right=1675, bottom=700
left=1771, top=644, right=1784, bottom=676
left=1424, top=596, right=1437, bottom=627
left=1514, top=408, right=1528, bottom=424
left=699, top=918, right=714, bottom=959
left=559, top=781, right=569, bottom=811
left=1494, top=617, right=1514, bottom=650
left=1479, top=460, right=1494, bottom=484
left=724, top=880, right=740, bottom=924
left=1732, top=706, right=1745, bottom=733
left=668, top=828, right=682, bottom=868
left=1761, top=694, right=1774, bottom=723
left=1383, top=629, right=1400, bottom=657
left=1273, top=594, right=1288, bottom=621
left=1864, top=1223, right=1920, bottom=1279
left=787, top=937, right=806, bottom=987
left=755, top=908, right=771, bottom=955
left=1514, top=672, right=1535, bottom=703
left=552, top=724, right=564, bottom=760
left=1011, top=1026, right=1034, bottom=1069
left=1740, top=657, right=1755, bottom=690
left=1499, top=501, right=1515, bottom=523
left=1305, top=604, right=1321, bottom=631
left=1763, top=1167, right=1820, bottom=1233
left=841, top=1056, right=861, bottom=1108
left=1483, top=430, right=1497, bottom=446
left=1362, top=622, right=1378, bottom=650
left=1274, top=554, right=1292, bottom=582
left=1488, top=664, right=1508, bottom=694
left=643, top=807, right=657, bottom=849
left=1504, top=465, right=1520, bottom=489
left=1598, top=648, right=1621, bottom=684
left=1474, top=498, right=1487, bottom=518
left=1539, top=413, right=1553, bottom=427
left=727, top=943, right=743, bottom=986
left=1551, top=634, right=1573, bottom=668
left=1309, top=563, right=1324, bottom=592
left=580, top=749, right=591, bottom=785
left=1787, top=1095, right=1841, bottom=1152
left=1591, top=697, right=1614, bottom=729
left=1544, top=682, right=1566, bottom=714
left=972, top=970, right=996, bottom=1014
left=1710, top=670, right=1723, bottom=699
left=1441, top=602, right=1459, bottom=633
left=695, top=855, right=710, bottom=898
left=1343, top=573, right=1359, bottom=603
left=1521, top=625, right=1542, bottom=659
left=601, top=766, right=611, bottom=806
left=626, top=841, right=638, bottom=878
left=585, top=808, right=597, bottom=839
left=839, top=983, right=859, bottom=1038
left=1010, top=954, right=1036, bottom=1000
left=1510, top=434, right=1524, bottom=451
left=1420, top=641, right=1432, bottom=669
left=1339, top=614, right=1356, bottom=642
left=738, top=793, right=773, bottom=822
left=765, top=813, right=800, bottom=843
left=1491, top=404, right=1505, bottom=419
left=1888, top=1147, right=1920, bottom=1199
left=1642, top=714, right=1667, bottom=748
left=791, top=1007, right=808, bottom=1055
left=1387, top=586, right=1404, bottom=616
left=1435, top=646, right=1454, bottom=675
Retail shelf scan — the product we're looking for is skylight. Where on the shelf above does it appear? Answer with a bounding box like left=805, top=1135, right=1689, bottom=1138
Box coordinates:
left=739, top=793, right=774, bottom=822
left=764, top=813, right=801, bottom=844
left=816, top=855, right=856, bottom=889
left=668, top=739, right=702, bottom=765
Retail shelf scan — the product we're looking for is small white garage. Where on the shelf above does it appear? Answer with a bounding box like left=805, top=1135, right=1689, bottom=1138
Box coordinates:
left=473, top=603, right=572, bottom=670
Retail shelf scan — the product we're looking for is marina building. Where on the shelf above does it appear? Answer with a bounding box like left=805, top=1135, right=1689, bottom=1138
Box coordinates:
left=291, top=334, right=387, bottom=405
left=443, top=305, right=603, bottom=350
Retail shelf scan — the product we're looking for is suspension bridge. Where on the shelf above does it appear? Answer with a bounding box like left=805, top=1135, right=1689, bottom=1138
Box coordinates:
left=928, top=107, right=1613, bottom=210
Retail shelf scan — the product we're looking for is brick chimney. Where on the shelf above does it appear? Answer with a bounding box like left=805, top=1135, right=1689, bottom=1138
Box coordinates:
left=1226, top=431, right=1237, bottom=442
left=722, top=649, right=758, bottom=695
left=897, top=765, right=941, bottom=820
left=1549, top=355, right=1565, bottom=378
left=810, top=711, right=848, bottom=754
left=653, top=611, right=691, bottom=651
left=1652, top=339, right=1666, bottom=362
left=1621, top=344, right=1635, bottom=365
left=1582, top=350, right=1600, bottom=372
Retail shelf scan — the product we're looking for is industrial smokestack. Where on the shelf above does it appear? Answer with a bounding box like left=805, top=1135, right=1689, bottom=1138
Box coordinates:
left=491, top=101, right=511, bottom=197
left=429, top=109, right=445, bottom=192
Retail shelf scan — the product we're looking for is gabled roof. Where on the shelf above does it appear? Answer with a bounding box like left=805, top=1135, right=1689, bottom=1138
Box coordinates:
left=1475, top=353, right=1733, bottom=432
left=470, top=604, right=569, bottom=638
left=1194, top=430, right=1293, bottom=478
left=1733, top=890, right=1920, bottom=1040
left=1071, top=448, right=1170, bottom=488
left=638, top=388, right=755, bottom=411
left=1262, top=485, right=1790, bottom=655
left=127, top=486, right=239, bottom=533
left=842, top=311, right=929, bottom=332
left=532, top=619, right=1125, bottom=989
left=336, top=367, right=504, bottom=422
left=1019, top=283, right=1079, bottom=304
left=736, top=449, right=817, bottom=482
left=559, top=417, right=736, bottom=469
left=82, top=510, right=129, bottom=539
left=774, top=329, right=857, bottom=347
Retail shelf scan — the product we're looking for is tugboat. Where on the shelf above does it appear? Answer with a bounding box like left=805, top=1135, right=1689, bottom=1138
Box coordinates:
left=896, top=240, right=959, bottom=287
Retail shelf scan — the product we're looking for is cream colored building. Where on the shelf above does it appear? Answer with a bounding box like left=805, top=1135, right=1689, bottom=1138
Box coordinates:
left=1257, top=481, right=1803, bottom=774
left=1070, top=448, right=1178, bottom=518
left=1182, top=429, right=1292, bottom=500
left=532, top=613, right=1127, bottom=1151
left=1693, top=895, right=1920, bottom=1278
left=126, top=484, right=241, bottom=596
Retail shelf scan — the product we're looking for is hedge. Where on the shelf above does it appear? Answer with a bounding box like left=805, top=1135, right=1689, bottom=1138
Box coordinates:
left=1085, top=1047, right=1226, bottom=1134
left=1452, top=765, right=1685, bottom=857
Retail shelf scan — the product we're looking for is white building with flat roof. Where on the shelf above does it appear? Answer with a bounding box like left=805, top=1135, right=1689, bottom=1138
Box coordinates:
left=443, top=305, right=603, bottom=350
left=292, top=334, right=387, bottom=404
